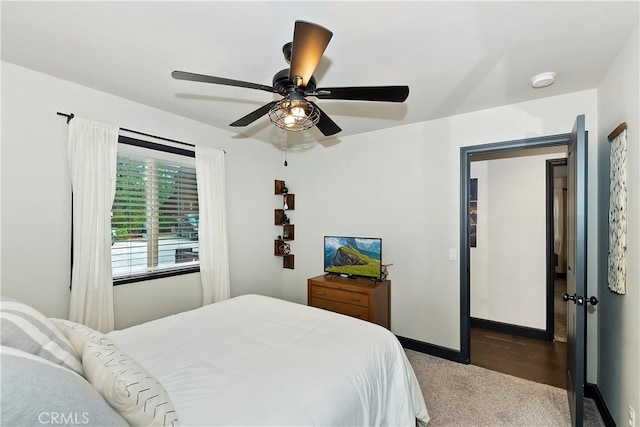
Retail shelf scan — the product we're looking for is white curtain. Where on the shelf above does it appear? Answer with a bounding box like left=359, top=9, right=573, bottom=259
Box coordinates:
left=608, top=129, right=627, bottom=294
left=67, top=117, right=119, bottom=332
left=195, top=146, right=230, bottom=304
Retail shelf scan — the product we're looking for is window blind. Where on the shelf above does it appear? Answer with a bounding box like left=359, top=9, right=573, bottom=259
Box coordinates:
left=111, top=154, right=199, bottom=281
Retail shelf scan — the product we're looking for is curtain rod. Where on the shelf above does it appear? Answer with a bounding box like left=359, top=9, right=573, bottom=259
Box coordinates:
left=56, top=112, right=200, bottom=150
left=608, top=122, right=627, bottom=142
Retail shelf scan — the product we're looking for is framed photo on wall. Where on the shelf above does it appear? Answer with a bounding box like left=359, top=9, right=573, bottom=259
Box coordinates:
left=470, top=178, right=478, bottom=247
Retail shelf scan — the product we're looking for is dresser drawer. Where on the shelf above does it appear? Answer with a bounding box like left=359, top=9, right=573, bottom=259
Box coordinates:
left=307, top=275, right=390, bottom=329
left=308, top=285, right=369, bottom=307
left=310, top=297, right=370, bottom=320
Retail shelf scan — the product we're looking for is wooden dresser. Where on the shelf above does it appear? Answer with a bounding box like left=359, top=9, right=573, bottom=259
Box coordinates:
left=307, top=274, right=390, bottom=329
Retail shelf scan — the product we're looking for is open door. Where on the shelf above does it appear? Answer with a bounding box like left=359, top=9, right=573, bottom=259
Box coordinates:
left=564, top=114, right=587, bottom=426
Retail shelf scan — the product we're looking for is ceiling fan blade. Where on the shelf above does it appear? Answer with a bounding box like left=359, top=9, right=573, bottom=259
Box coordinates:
left=172, top=71, right=274, bottom=93
left=313, top=86, right=410, bottom=102
left=288, top=21, right=333, bottom=88
left=229, top=101, right=278, bottom=127
left=310, top=102, right=341, bottom=136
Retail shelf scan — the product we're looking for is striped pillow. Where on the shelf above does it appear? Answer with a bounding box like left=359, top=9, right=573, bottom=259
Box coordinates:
left=0, top=298, right=84, bottom=376
left=83, top=343, right=180, bottom=426
left=51, top=318, right=115, bottom=357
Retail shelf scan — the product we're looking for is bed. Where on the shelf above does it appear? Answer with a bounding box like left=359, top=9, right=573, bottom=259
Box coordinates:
left=1, top=294, right=429, bottom=426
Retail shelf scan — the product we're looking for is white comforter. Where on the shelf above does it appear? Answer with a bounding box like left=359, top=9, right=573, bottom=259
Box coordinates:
left=108, top=294, right=429, bottom=426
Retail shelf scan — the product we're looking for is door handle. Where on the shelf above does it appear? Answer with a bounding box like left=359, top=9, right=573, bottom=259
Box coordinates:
left=562, top=293, right=584, bottom=305
left=563, top=293, right=598, bottom=306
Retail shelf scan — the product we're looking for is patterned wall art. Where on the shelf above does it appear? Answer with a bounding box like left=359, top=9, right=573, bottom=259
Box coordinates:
left=607, top=124, right=627, bottom=295
left=470, top=178, right=478, bottom=248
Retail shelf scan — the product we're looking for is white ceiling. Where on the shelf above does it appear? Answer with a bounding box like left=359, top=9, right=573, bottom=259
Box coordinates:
left=2, top=1, right=638, bottom=150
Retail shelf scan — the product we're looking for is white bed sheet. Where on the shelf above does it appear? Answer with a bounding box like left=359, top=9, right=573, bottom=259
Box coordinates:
left=107, top=294, right=429, bottom=426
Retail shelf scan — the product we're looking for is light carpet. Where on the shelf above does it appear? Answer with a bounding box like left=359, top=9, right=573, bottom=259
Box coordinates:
left=406, top=349, right=604, bottom=427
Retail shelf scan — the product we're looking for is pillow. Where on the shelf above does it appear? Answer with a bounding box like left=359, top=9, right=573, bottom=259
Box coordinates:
left=83, top=343, right=180, bottom=427
left=50, top=318, right=115, bottom=357
left=0, top=298, right=84, bottom=376
left=0, top=346, right=128, bottom=427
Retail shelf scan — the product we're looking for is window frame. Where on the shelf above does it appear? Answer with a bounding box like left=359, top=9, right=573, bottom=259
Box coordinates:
left=112, top=135, right=200, bottom=286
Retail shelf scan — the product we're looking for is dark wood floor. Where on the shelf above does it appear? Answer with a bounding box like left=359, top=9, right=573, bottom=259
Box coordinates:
left=470, top=278, right=568, bottom=389
left=470, top=327, right=567, bottom=389
left=554, top=278, right=567, bottom=342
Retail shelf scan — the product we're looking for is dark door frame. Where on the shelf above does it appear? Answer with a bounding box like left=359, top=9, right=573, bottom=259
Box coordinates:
left=459, top=133, right=571, bottom=362
left=546, top=158, right=568, bottom=341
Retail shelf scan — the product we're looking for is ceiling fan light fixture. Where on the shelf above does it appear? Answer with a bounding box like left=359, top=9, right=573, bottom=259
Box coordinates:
left=269, top=96, right=320, bottom=132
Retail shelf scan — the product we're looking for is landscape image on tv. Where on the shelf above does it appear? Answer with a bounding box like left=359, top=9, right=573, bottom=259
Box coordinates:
left=324, top=236, right=382, bottom=279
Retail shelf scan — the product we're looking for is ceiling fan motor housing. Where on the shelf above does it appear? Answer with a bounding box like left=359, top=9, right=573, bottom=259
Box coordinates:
left=273, top=69, right=316, bottom=94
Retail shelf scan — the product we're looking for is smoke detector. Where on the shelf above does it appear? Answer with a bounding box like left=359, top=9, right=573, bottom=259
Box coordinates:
left=531, top=72, right=556, bottom=88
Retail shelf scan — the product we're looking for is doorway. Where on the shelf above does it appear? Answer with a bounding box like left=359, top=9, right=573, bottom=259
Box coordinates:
left=465, top=147, right=568, bottom=387
left=459, top=134, right=571, bottom=383
left=461, top=116, right=590, bottom=426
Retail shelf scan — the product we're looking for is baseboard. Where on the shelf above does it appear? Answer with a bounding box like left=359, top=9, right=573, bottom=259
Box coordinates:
left=471, top=317, right=552, bottom=341
left=585, top=383, right=616, bottom=427
left=396, top=335, right=468, bottom=364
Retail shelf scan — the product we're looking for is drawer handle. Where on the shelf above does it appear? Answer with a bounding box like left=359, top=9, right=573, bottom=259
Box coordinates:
left=351, top=298, right=361, bottom=302
left=316, top=292, right=326, bottom=296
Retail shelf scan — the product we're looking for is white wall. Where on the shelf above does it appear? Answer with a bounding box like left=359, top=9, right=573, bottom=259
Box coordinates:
left=1, top=62, right=285, bottom=329
left=284, top=90, right=598, bottom=353
left=470, top=152, right=566, bottom=329
left=596, top=24, right=640, bottom=426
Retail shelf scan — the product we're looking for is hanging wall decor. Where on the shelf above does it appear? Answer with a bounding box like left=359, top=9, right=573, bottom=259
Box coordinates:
left=469, top=178, right=478, bottom=247
left=607, top=123, right=627, bottom=295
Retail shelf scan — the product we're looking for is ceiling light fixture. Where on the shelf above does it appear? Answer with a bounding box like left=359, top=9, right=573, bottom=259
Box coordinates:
left=531, top=72, right=556, bottom=88
left=268, top=94, right=320, bottom=132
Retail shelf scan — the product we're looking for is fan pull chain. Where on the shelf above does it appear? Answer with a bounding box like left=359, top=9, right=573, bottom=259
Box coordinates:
left=284, top=150, right=288, bottom=167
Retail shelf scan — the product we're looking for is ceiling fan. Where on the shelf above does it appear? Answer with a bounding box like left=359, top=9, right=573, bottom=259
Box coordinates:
left=172, top=20, right=409, bottom=137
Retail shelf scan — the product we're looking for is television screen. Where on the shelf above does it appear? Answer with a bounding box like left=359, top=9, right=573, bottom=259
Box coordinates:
left=324, top=236, right=382, bottom=280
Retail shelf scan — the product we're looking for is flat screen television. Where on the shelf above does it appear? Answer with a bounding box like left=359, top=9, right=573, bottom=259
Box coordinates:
left=323, top=236, right=382, bottom=280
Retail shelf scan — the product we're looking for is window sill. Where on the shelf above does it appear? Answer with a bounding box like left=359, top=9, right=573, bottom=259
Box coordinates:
left=113, top=266, right=200, bottom=286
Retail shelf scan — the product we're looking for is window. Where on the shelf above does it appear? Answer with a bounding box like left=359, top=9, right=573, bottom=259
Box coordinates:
left=111, top=142, right=199, bottom=284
